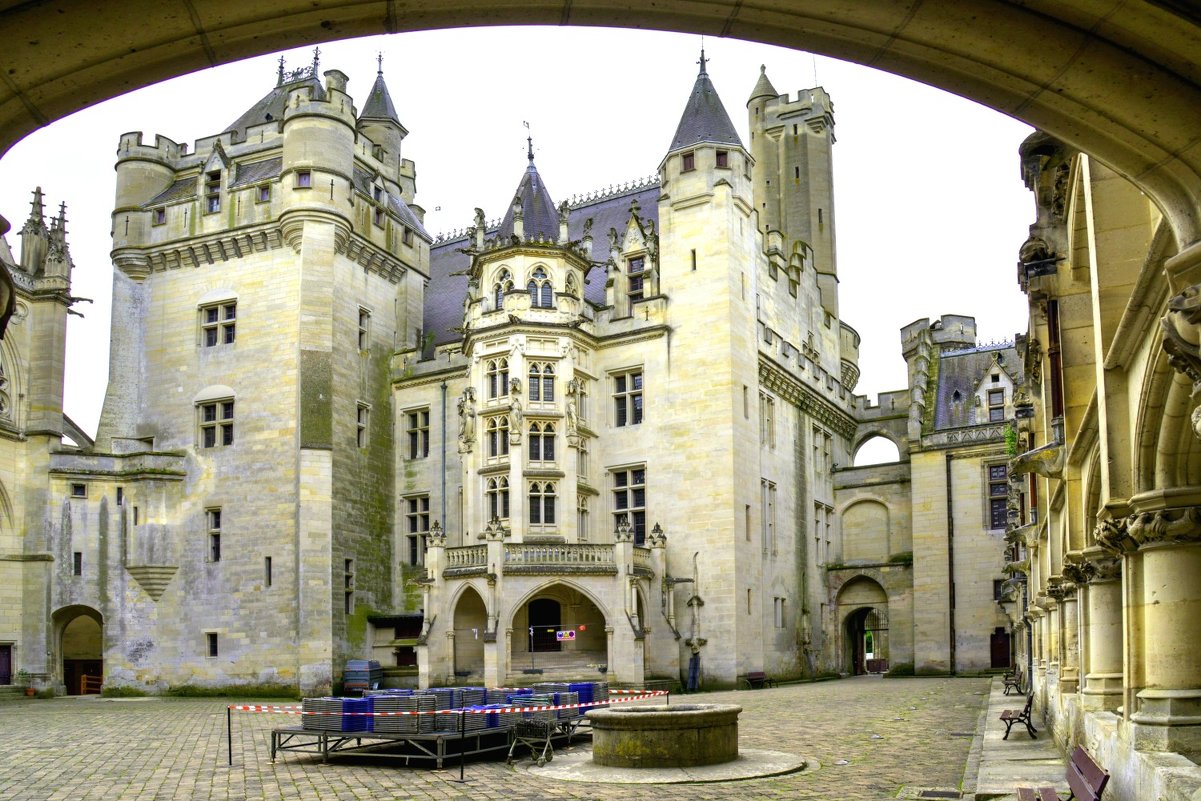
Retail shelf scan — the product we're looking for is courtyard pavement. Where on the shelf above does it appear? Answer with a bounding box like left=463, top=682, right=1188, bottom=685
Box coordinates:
left=0, top=675, right=997, bottom=801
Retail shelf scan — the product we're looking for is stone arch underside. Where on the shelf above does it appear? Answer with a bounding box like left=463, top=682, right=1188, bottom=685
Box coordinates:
left=51, top=605, right=103, bottom=694
left=506, top=581, right=610, bottom=677
left=1, top=2, right=1201, bottom=246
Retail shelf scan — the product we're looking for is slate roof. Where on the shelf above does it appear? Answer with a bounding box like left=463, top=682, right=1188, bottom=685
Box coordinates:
left=932, top=344, right=1022, bottom=430
left=144, top=177, right=195, bottom=207
left=350, top=165, right=432, bottom=242
left=225, top=76, right=325, bottom=139
left=497, top=159, right=560, bottom=241
left=423, top=181, right=660, bottom=353
left=668, top=58, right=743, bottom=154
left=230, top=157, right=282, bottom=188
left=360, top=71, right=400, bottom=122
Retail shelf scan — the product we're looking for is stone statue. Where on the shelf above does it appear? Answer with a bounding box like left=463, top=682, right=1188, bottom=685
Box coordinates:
left=458, top=388, right=476, bottom=443
left=508, top=396, right=523, bottom=430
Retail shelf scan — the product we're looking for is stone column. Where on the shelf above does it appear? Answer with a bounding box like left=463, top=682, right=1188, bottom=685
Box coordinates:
left=1115, top=507, right=1201, bottom=756
left=1068, top=548, right=1123, bottom=711
left=1049, top=580, right=1080, bottom=693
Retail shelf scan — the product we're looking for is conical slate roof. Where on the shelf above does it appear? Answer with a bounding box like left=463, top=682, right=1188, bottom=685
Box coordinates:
left=360, top=70, right=400, bottom=122
left=748, top=64, right=779, bottom=105
left=667, top=51, right=743, bottom=154
left=497, top=144, right=559, bottom=241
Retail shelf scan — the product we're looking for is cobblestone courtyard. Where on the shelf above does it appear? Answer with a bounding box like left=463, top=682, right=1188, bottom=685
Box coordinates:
left=0, top=676, right=991, bottom=801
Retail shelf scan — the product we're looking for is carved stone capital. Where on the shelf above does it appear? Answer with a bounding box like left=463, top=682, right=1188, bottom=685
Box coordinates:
left=1095, top=516, right=1137, bottom=555
left=1127, top=506, right=1201, bottom=550
left=1046, top=578, right=1075, bottom=601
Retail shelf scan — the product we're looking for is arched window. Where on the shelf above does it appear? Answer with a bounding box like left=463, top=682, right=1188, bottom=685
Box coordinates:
left=565, top=273, right=579, bottom=297
left=529, top=421, right=556, bottom=463
left=529, top=481, right=557, bottom=527
left=486, top=416, right=510, bottom=459
left=528, top=267, right=552, bottom=308
left=493, top=269, right=513, bottom=310
left=486, top=358, right=509, bottom=399
left=528, top=362, right=555, bottom=402
left=486, top=476, right=510, bottom=521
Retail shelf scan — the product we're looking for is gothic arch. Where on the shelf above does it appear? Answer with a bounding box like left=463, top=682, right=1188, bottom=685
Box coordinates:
left=0, top=335, right=23, bottom=427
left=851, top=427, right=907, bottom=462
left=1134, top=346, right=1201, bottom=493
left=447, top=580, right=493, bottom=624
left=505, top=579, right=611, bottom=629
left=3, top=5, right=1201, bottom=245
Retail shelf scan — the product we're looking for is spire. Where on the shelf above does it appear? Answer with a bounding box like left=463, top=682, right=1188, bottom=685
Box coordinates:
left=748, top=64, right=778, bottom=105
left=20, top=187, right=46, bottom=236
left=667, top=50, right=743, bottom=154
left=227, top=57, right=325, bottom=137
left=360, top=62, right=401, bottom=123
left=497, top=143, right=559, bottom=242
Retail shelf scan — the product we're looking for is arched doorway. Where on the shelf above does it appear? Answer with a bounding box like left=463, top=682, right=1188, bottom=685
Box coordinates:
left=837, top=577, right=889, bottom=675
left=54, top=606, right=103, bottom=695
left=451, top=587, right=487, bottom=680
left=510, top=584, right=609, bottom=679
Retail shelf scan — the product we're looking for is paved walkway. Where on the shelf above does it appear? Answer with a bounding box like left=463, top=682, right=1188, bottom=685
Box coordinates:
left=0, top=675, right=992, bottom=801
left=968, top=678, right=1069, bottom=800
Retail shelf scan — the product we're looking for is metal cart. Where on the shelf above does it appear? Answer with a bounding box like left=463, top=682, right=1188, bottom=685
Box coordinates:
left=506, top=718, right=556, bottom=766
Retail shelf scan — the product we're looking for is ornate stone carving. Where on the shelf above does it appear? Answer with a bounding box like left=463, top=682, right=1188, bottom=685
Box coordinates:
left=1095, top=516, right=1137, bottom=554
left=457, top=387, right=476, bottom=452
left=1127, top=506, right=1201, bottom=549
left=1161, top=284, right=1201, bottom=440
left=1046, top=579, right=1075, bottom=602
left=1009, top=441, right=1064, bottom=479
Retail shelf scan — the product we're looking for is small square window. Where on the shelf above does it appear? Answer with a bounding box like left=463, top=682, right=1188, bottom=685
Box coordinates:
left=402, top=226, right=413, bottom=245
left=152, top=208, right=166, bottom=225
left=257, top=185, right=270, bottom=203
left=373, top=207, right=385, bottom=227
left=200, top=301, right=236, bottom=348
left=682, top=152, right=695, bottom=172
left=716, top=150, right=729, bottom=168
left=198, top=399, right=235, bottom=448
left=70, top=483, right=87, bottom=498
left=296, top=170, right=312, bottom=188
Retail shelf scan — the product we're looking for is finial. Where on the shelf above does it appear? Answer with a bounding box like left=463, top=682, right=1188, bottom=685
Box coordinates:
left=29, top=187, right=44, bottom=218
left=311, top=46, right=321, bottom=76
left=523, top=120, right=534, bottom=164
left=277, top=55, right=286, bottom=85
left=698, top=46, right=709, bottom=76
left=377, top=51, right=384, bottom=75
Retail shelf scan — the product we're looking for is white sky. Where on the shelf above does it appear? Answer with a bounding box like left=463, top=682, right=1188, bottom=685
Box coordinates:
left=0, top=26, right=1034, bottom=444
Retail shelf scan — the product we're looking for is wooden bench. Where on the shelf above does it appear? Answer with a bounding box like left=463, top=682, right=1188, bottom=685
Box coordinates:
left=1017, top=745, right=1109, bottom=801
left=739, top=671, right=776, bottom=690
left=1003, top=665, right=1024, bottom=695
left=1001, top=694, right=1038, bottom=740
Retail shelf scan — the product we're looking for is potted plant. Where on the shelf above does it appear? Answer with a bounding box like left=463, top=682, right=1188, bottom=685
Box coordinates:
left=15, top=669, right=34, bottom=696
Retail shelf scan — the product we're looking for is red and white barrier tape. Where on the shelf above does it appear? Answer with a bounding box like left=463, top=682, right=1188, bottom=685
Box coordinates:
left=228, top=689, right=667, bottom=716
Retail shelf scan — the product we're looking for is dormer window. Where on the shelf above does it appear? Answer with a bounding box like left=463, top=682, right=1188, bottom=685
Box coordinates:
left=628, top=257, right=646, bottom=311
left=373, top=186, right=383, bottom=203
left=528, top=267, right=552, bottom=308
left=716, top=150, right=729, bottom=168
left=988, top=389, right=1006, bottom=422
left=682, top=152, right=696, bottom=172
left=205, top=171, right=221, bottom=213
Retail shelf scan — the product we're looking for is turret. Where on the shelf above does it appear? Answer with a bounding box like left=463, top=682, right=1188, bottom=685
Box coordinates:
left=747, top=69, right=838, bottom=316
left=356, top=58, right=411, bottom=196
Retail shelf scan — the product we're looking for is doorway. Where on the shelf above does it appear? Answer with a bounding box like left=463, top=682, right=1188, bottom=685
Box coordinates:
left=528, top=598, right=562, bottom=652
left=990, top=627, right=1012, bottom=669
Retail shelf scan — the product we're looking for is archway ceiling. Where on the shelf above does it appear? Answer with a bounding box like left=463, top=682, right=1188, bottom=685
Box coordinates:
left=1, top=1, right=1200, bottom=243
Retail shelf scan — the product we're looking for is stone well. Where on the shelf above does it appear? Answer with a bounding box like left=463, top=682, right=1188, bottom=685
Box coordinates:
left=585, top=703, right=742, bottom=767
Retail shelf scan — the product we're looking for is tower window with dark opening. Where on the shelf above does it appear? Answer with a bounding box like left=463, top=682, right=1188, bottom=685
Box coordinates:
left=682, top=152, right=695, bottom=172
left=716, top=151, right=728, bottom=168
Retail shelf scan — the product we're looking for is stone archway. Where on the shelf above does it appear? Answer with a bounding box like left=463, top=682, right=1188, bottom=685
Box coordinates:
left=451, top=586, right=487, bottom=681
left=509, top=583, right=609, bottom=681
left=52, top=605, right=103, bottom=695
left=1, top=4, right=1200, bottom=247
left=837, top=577, right=889, bottom=675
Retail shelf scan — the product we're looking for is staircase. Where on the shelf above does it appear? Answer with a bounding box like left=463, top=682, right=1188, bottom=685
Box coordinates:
left=0, top=685, right=27, bottom=700
left=505, top=650, right=607, bottom=685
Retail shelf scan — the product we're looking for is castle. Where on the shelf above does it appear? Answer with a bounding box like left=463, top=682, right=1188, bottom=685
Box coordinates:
left=0, top=53, right=1017, bottom=694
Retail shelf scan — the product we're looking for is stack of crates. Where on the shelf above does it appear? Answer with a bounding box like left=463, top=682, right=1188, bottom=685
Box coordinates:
left=568, top=682, right=594, bottom=709
left=421, top=688, right=459, bottom=732
left=302, top=697, right=372, bottom=732
left=364, top=688, right=413, bottom=698
left=371, top=693, right=435, bottom=734
left=522, top=693, right=557, bottom=722
left=454, top=686, right=486, bottom=708
left=487, top=687, right=528, bottom=704
left=470, top=703, right=522, bottom=729
left=590, top=681, right=610, bottom=709
left=342, top=660, right=383, bottom=693
left=553, top=691, right=580, bottom=720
